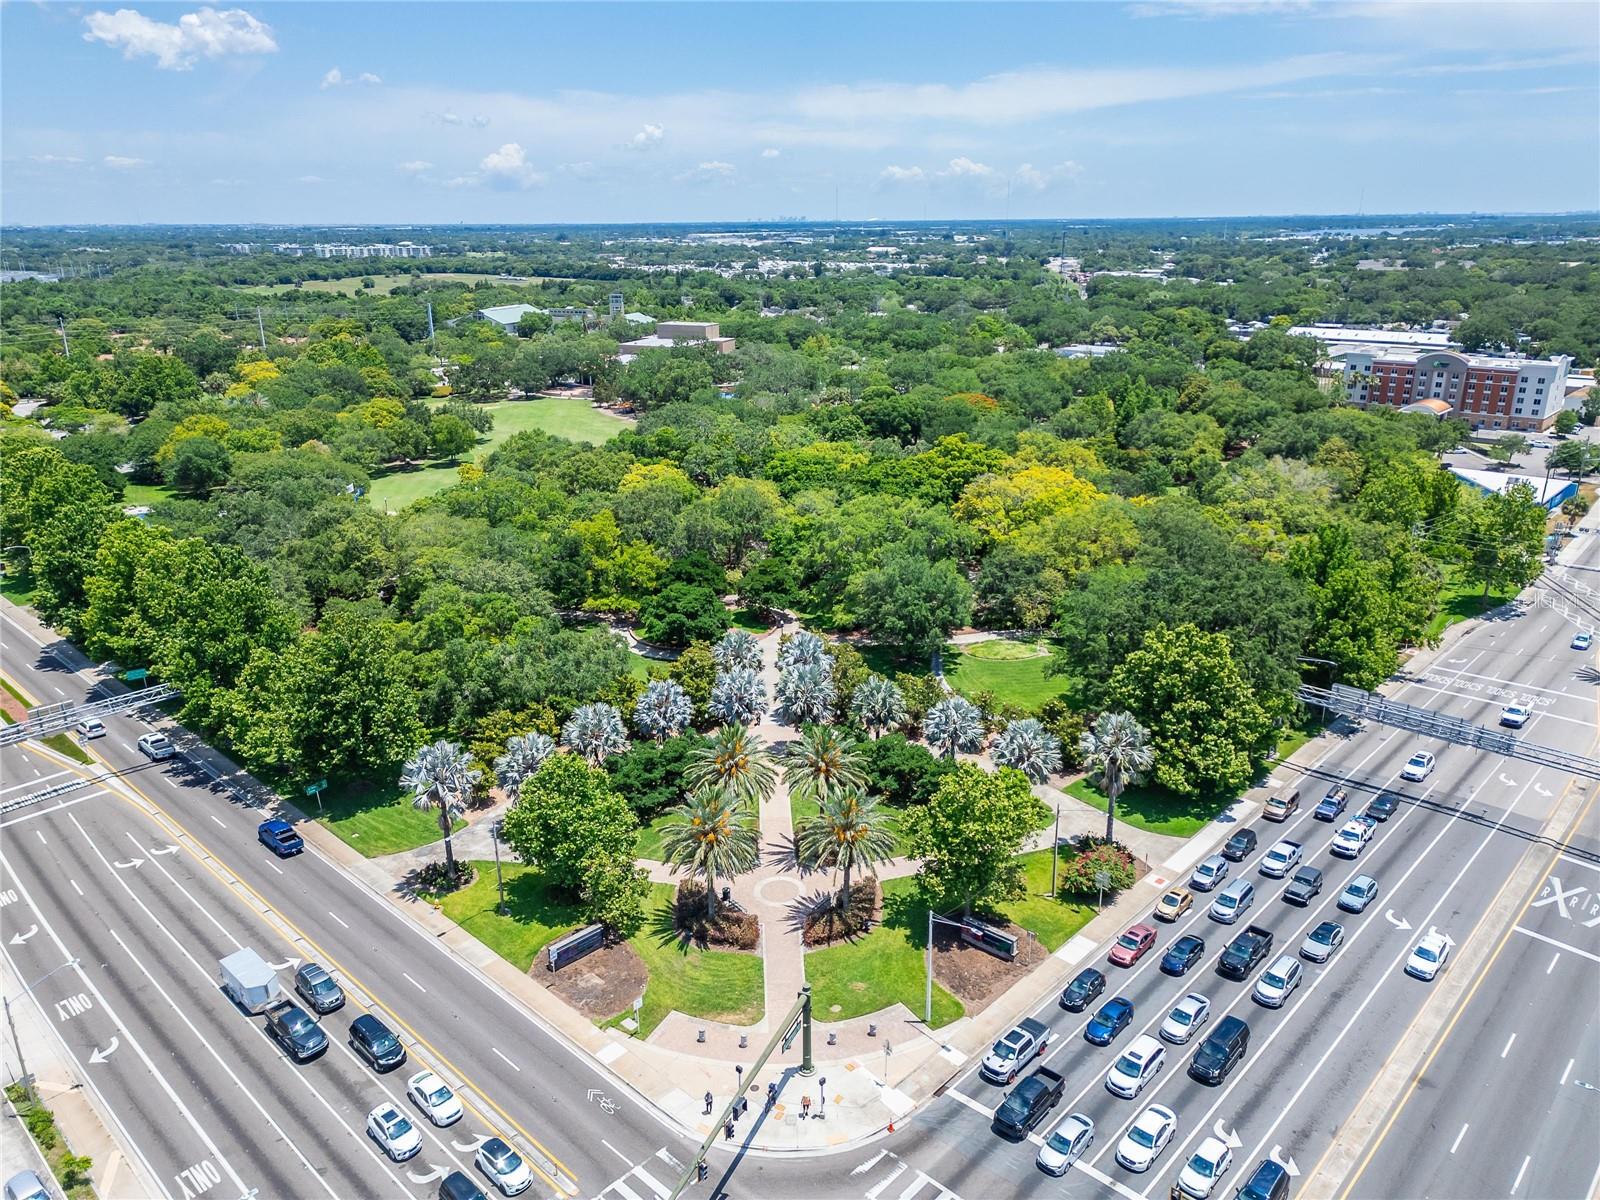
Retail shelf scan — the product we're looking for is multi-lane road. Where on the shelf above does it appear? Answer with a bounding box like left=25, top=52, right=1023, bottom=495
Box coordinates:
left=2, top=568, right=1597, bottom=1200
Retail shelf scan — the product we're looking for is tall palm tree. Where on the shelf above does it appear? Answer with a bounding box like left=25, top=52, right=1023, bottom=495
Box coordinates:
left=784, top=724, right=866, bottom=810
left=709, top=667, right=767, bottom=726
left=991, top=718, right=1063, bottom=785
left=493, top=732, right=554, bottom=801
left=561, top=702, right=629, bottom=766
left=778, top=630, right=827, bottom=671
left=633, top=679, right=693, bottom=743
left=1079, top=710, right=1156, bottom=845
left=850, top=674, right=907, bottom=739
left=660, top=788, right=761, bottom=918
left=924, top=695, right=986, bottom=761
left=795, top=790, right=897, bottom=914
left=400, top=740, right=481, bottom=872
left=778, top=661, right=836, bottom=725
left=684, top=723, right=777, bottom=807
left=712, top=628, right=763, bottom=673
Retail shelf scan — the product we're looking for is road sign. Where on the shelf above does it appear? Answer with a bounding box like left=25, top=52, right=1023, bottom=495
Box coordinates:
left=1094, top=869, right=1113, bottom=891
left=304, top=779, right=328, bottom=795
left=124, top=668, right=149, bottom=682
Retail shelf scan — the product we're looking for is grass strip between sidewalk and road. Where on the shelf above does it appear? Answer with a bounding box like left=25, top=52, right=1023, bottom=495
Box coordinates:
left=312, top=778, right=466, bottom=857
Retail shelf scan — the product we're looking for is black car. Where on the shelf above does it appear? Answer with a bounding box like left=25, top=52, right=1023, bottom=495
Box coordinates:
left=439, top=1172, right=489, bottom=1200
left=1236, top=1158, right=1290, bottom=1200
left=1366, top=792, right=1400, bottom=822
left=1189, top=1015, right=1250, bottom=1085
left=264, top=1002, right=327, bottom=1062
left=1160, top=934, right=1205, bottom=976
left=992, top=1067, right=1064, bottom=1140
left=1059, top=967, right=1105, bottom=1012
left=1221, top=828, right=1257, bottom=862
left=350, top=1013, right=406, bottom=1072
left=1283, top=866, right=1323, bottom=906
left=295, top=963, right=345, bottom=1014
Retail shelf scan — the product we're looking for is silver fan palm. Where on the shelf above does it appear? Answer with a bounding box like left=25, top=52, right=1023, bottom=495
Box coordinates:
left=850, top=674, right=907, bottom=738
left=493, top=732, right=555, bottom=800
left=923, top=695, right=986, bottom=761
left=633, top=679, right=694, bottom=743
left=778, top=661, right=836, bottom=725
left=561, top=702, right=629, bottom=766
left=778, top=629, right=827, bottom=671
left=709, top=667, right=767, bottom=725
left=712, top=628, right=763, bottom=673
left=991, top=718, right=1063, bottom=784
left=400, top=740, right=481, bottom=871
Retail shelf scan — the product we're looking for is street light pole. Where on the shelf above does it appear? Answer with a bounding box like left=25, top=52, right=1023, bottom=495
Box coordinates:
left=1050, top=807, right=1062, bottom=895
left=3, top=958, right=79, bottom=1094
left=492, top=820, right=507, bottom=915
left=924, top=909, right=968, bottom=1025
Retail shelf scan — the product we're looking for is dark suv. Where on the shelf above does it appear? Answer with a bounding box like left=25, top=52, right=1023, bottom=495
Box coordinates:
left=265, top=1002, right=327, bottom=1062
left=350, top=1014, right=406, bottom=1072
left=1189, top=1015, right=1249, bottom=1085
left=1236, top=1158, right=1290, bottom=1200
left=1222, top=829, right=1257, bottom=862
left=295, top=963, right=345, bottom=1014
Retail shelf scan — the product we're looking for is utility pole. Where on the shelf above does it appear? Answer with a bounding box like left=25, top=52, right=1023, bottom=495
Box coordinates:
left=58, top=317, right=69, bottom=356
left=256, top=307, right=267, bottom=351
left=426, top=299, right=436, bottom=351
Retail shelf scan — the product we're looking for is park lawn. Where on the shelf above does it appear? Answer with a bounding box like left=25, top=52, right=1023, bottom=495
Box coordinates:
left=313, top=778, right=466, bottom=857
left=730, top=608, right=771, bottom=632
left=626, top=884, right=764, bottom=1035
left=805, top=876, right=964, bottom=1029
left=1065, top=777, right=1224, bottom=839
left=1000, top=850, right=1096, bottom=952
left=855, top=643, right=931, bottom=679
left=634, top=811, right=676, bottom=861
left=367, top=398, right=631, bottom=512
left=1274, top=710, right=1326, bottom=764
left=1425, top=563, right=1514, bottom=640
left=436, top=860, right=585, bottom=971
left=0, top=572, right=37, bottom=607
left=943, top=642, right=1070, bottom=709
left=626, top=652, right=660, bottom=681
left=962, top=638, right=1049, bottom=661
left=121, top=482, right=178, bottom=508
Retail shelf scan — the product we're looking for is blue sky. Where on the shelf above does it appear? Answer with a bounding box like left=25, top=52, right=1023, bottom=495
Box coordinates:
left=3, top=1, right=1596, bottom=224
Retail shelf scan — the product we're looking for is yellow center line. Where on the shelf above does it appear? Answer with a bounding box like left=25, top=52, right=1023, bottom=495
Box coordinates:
left=18, top=739, right=581, bottom=1195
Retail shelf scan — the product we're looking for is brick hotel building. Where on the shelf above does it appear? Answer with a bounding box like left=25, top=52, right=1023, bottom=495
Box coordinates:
left=1339, top=348, right=1573, bottom=431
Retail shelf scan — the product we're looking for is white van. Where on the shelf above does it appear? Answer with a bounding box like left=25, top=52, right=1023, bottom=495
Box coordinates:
left=1209, top=880, right=1254, bottom=924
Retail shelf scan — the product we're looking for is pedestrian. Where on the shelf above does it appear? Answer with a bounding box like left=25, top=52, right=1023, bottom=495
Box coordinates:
left=800, top=1093, right=811, bottom=1120
left=703, top=1091, right=714, bottom=1115
left=766, top=1081, right=778, bottom=1108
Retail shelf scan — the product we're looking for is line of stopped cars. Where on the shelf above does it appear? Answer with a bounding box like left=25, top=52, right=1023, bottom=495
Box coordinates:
left=983, top=774, right=1452, bottom=1200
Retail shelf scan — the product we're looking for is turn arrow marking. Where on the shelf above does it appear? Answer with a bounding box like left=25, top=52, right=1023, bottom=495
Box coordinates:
left=450, top=1135, right=488, bottom=1154
left=266, top=957, right=301, bottom=972
left=89, top=1036, right=119, bottom=1064
left=1384, top=910, right=1412, bottom=931
left=1214, top=1119, right=1243, bottom=1150
left=8, top=924, right=38, bottom=946
left=1534, top=783, right=1553, bottom=797
left=1270, top=1146, right=1300, bottom=1177
left=406, top=1165, right=445, bottom=1184
left=112, top=858, right=144, bottom=870
left=150, top=844, right=180, bottom=856
left=1498, top=773, right=1518, bottom=787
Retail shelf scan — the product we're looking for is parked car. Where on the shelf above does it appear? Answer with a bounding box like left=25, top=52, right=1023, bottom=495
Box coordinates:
left=257, top=819, right=304, bottom=857
left=1235, top=1158, right=1291, bottom=1200
left=1574, top=631, right=1594, bottom=651
left=475, top=1138, right=533, bottom=1196
left=1262, top=789, right=1300, bottom=822
left=350, top=1014, right=406, bottom=1072
left=1176, top=1135, right=1234, bottom=1198
left=1406, top=930, right=1452, bottom=980
left=1161, top=934, right=1206, bottom=976
left=1283, top=866, right=1323, bottom=905
left=1036, top=1112, right=1095, bottom=1176
left=1155, top=887, right=1193, bottom=922
left=294, top=963, right=344, bottom=1014
left=1189, top=1015, right=1250, bottom=1085
left=264, top=1002, right=327, bottom=1062
left=1114, top=1104, right=1177, bottom=1172
left=1109, top=924, right=1158, bottom=967
left=367, top=1103, right=422, bottom=1161
left=408, top=1069, right=464, bottom=1126
left=1499, top=704, right=1531, bottom=728
left=1085, top=997, right=1134, bottom=1045
left=1059, top=968, right=1105, bottom=1012
left=1365, top=792, right=1400, bottom=822
left=993, top=1066, right=1065, bottom=1139
left=1338, top=874, right=1380, bottom=913
left=981, top=1017, right=1052, bottom=1085
left=1300, top=920, right=1345, bottom=963
left=1252, top=955, right=1302, bottom=1007
left=1400, top=751, right=1435, bottom=782
left=1105, top=1035, right=1166, bottom=1099
left=1159, top=993, right=1210, bottom=1045
left=1313, top=787, right=1348, bottom=821
left=75, top=718, right=107, bottom=740
left=1190, top=856, right=1229, bottom=892
left=137, top=732, right=176, bottom=761
left=1258, top=840, right=1301, bottom=879
left=1221, top=829, right=1257, bottom=862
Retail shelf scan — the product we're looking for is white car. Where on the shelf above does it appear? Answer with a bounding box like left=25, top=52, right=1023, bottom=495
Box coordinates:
left=1300, top=920, right=1344, bottom=963
left=1159, top=993, right=1211, bottom=1045
left=1400, top=751, right=1435, bottom=782
left=1331, top=819, right=1372, bottom=859
left=1176, top=1136, right=1235, bottom=1198
left=75, top=718, right=107, bottom=740
left=1258, top=840, right=1300, bottom=879
left=1105, top=1035, right=1167, bottom=1099
left=1190, top=855, right=1229, bottom=892
left=137, top=732, right=176, bottom=761
left=1499, top=704, right=1531, bottom=728
left=476, top=1137, right=533, bottom=1196
left=366, top=1103, right=421, bottom=1161
left=1252, top=954, right=1302, bottom=1007
left=1115, top=1104, right=1177, bottom=1173
left=1036, top=1112, right=1095, bottom=1176
left=406, top=1069, right=463, bottom=1126
left=1406, top=931, right=1452, bottom=981
left=1574, top=631, right=1593, bottom=651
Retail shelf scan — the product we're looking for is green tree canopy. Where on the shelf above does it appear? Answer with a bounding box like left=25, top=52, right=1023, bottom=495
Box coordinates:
left=903, top=764, right=1049, bottom=916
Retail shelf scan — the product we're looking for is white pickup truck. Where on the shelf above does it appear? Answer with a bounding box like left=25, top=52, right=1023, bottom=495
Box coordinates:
left=219, top=948, right=283, bottom=1014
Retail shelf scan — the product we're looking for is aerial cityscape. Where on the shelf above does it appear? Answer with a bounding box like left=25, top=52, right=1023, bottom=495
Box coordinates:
left=1, top=4, right=1597, bottom=1200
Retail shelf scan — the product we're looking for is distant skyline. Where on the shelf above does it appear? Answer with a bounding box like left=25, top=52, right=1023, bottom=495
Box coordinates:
left=3, top=2, right=1597, bottom=226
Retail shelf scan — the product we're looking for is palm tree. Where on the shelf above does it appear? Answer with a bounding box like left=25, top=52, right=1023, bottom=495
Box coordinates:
left=493, top=732, right=554, bottom=801
left=660, top=788, right=761, bottom=918
left=633, top=680, right=693, bottom=743
left=795, top=790, right=896, bottom=914
left=561, top=703, right=629, bottom=766
left=1079, top=710, right=1156, bottom=845
left=784, top=725, right=866, bottom=810
left=709, top=667, right=767, bottom=726
left=924, top=695, right=986, bottom=761
left=400, top=740, right=481, bottom=872
left=778, top=661, right=836, bottom=725
left=712, top=628, right=763, bottom=673
left=850, top=674, right=907, bottom=739
left=991, top=718, right=1063, bottom=784
left=684, top=723, right=777, bottom=807
left=778, top=630, right=827, bottom=671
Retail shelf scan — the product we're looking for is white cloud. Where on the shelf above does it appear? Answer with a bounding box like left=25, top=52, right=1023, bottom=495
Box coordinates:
left=435, top=111, right=488, bottom=127
left=358, top=73, right=382, bottom=85
left=760, top=147, right=780, bottom=158
left=321, top=67, right=344, bottom=89
left=557, top=161, right=597, bottom=178
left=298, top=174, right=326, bottom=184
left=398, top=160, right=433, bottom=173
left=677, top=160, right=737, bottom=184
left=1014, top=160, right=1083, bottom=190
left=103, top=155, right=149, bottom=169
left=879, top=164, right=925, bottom=182
left=939, top=156, right=993, bottom=178
left=479, top=142, right=544, bottom=188
left=82, top=6, right=277, bottom=71
left=31, top=154, right=85, bottom=165
left=624, top=123, right=665, bottom=150
left=324, top=67, right=382, bottom=89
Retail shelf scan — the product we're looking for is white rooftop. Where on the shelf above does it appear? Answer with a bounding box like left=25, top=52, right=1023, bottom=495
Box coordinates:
left=476, top=303, right=542, bottom=325
left=1448, top=468, right=1573, bottom=506
left=1289, top=324, right=1456, bottom=350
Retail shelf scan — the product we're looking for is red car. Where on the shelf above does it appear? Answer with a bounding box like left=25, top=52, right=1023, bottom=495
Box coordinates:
left=1109, top=923, right=1158, bottom=967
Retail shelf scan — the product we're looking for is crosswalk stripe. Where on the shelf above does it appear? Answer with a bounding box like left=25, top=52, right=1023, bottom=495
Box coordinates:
left=631, top=1164, right=670, bottom=1199
left=608, top=1180, right=645, bottom=1200
left=864, top=1161, right=908, bottom=1200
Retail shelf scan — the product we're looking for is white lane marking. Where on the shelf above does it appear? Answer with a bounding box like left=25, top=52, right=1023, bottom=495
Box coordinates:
left=631, top=1164, right=669, bottom=1198
left=609, top=1181, right=645, bottom=1200
left=119, top=741, right=134, bottom=754
left=1512, top=1155, right=1532, bottom=1193
left=1514, top=925, right=1600, bottom=964
left=34, top=830, right=46, bottom=845
left=327, top=911, right=350, bottom=929
left=125, top=831, right=242, bottom=948
left=70, top=879, right=83, bottom=897
left=851, top=1150, right=889, bottom=1175
left=1557, top=854, right=1600, bottom=875
left=51, top=686, right=63, bottom=696
left=491, top=1046, right=520, bottom=1071
left=0, top=789, right=111, bottom=829
left=0, top=768, right=69, bottom=796
left=600, top=1139, right=631, bottom=1166
left=1501, top=1033, right=1517, bottom=1059
left=265, top=860, right=284, bottom=876
left=208, top=813, right=226, bottom=828
left=402, top=971, right=426, bottom=993
left=0, top=612, right=43, bottom=646
left=1451, top=1123, right=1469, bottom=1155
left=1547, top=952, right=1561, bottom=974
left=1562, top=1058, right=1574, bottom=1086
left=864, top=1163, right=907, bottom=1200
left=947, top=1089, right=993, bottom=1118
